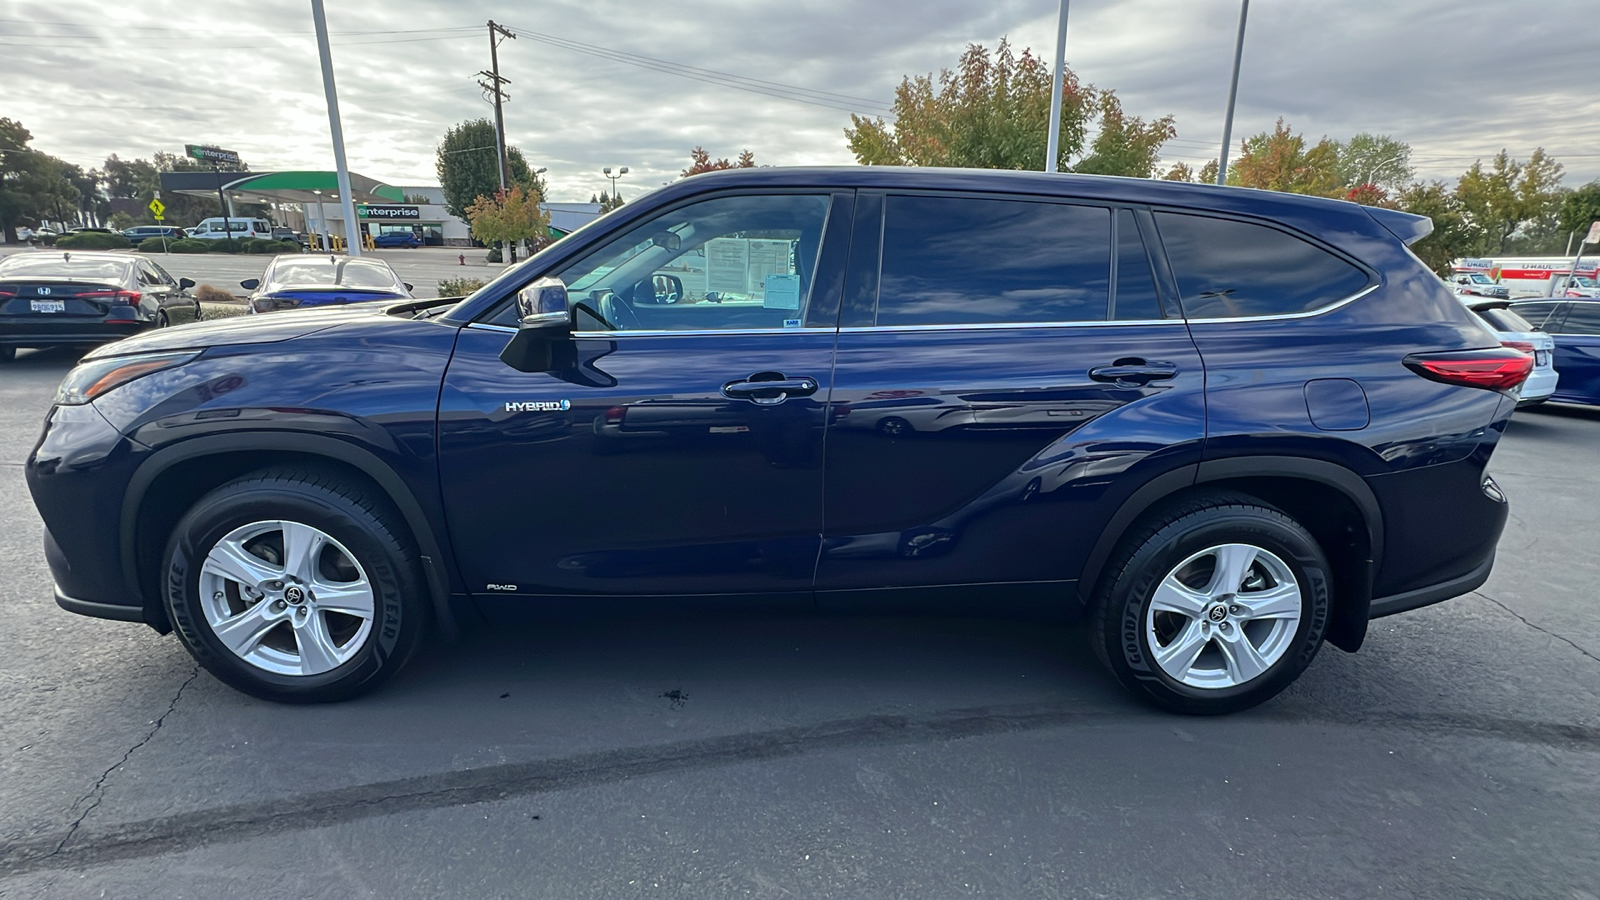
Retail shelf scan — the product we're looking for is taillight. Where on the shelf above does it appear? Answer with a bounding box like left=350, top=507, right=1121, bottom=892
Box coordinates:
left=605, top=406, right=625, bottom=425
left=1404, top=348, right=1533, bottom=392
left=1501, top=340, right=1536, bottom=355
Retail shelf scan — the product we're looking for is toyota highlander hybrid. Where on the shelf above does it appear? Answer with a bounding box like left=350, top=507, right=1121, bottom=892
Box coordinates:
left=26, top=167, right=1529, bottom=714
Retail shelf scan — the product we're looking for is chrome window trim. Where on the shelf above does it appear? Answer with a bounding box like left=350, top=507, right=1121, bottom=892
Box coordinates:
left=464, top=282, right=1380, bottom=337
left=465, top=322, right=835, bottom=338
left=1182, top=282, right=1380, bottom=325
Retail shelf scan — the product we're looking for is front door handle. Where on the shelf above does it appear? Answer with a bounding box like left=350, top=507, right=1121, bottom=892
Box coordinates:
left=722, top=376, right=819, bottom=406
left=1088, top=360, right=1178, bottom=386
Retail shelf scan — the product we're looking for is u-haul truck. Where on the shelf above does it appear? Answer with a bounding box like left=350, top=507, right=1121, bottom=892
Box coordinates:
left=1452, top=257, right=1600, bottom=299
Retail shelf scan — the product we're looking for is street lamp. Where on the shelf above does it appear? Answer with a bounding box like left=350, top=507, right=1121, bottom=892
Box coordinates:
left=311, top=189, right=329, bottom=252
left=603, top=166, right=628, bottom=200
left=1216, top=0, right=1251, bottom=186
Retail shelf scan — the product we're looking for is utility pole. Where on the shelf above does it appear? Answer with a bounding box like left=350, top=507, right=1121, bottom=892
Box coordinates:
left=312, top=0, right=362, bottom=255
left=482, top=19, right=517, bottom=261
left=1044, top=0, right=1070, bottom=173
left=1215, top=0, right=1250, bottom=186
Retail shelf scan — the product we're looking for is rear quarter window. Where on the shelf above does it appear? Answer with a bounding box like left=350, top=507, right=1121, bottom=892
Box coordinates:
left=1154, top=212, right=1371, bottom=319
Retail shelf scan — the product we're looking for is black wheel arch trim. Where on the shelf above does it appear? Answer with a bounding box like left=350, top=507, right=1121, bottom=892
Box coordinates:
left=119, top=431, right=460, bottom=640
left=1075, top=455, right=1384, bottom=652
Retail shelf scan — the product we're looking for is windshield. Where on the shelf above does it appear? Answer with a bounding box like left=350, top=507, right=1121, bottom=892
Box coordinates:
left=265, top=258, right=403, bottom=291
left=1467, top=273, right=1495, bottom=284
left=0, top=255, right=131, bottom=280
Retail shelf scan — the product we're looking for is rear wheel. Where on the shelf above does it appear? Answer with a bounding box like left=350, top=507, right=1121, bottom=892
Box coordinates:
left=163, top=468, right=427, bottom=702
left=1092, top=492, right=1330, bottom=715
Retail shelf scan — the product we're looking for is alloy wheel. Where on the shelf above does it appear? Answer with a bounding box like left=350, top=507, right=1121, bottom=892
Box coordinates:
left=1144, top=542, right=1302, bottom=689
left=197, top=520, right=376, bottom=676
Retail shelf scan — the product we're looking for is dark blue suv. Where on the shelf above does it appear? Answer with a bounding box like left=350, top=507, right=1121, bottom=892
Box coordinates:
left=26, top=168, right=1529, bottom=714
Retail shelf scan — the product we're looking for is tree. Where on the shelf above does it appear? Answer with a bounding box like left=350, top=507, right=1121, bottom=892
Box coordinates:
left=465, top=185, right=550, bottom=255
left=843, top=38, right=1173, bottom=176
left=1558, top=181, right=1600, bottom=250
left=435, top=119, right=545, bottom=221
left=1335, top=133, right=1414, bottom=193
left=0, top=118, right=85, bottom=241
left=682, top=146, right=757, bottom=177
left=591, top=191, right=625, bottom=213
left=1396, top=181, right=1479, bottom=276
left=1070, top=93, right=1176, bottom=178
left=1228, top=119, right=1342, bottom=197
left=1455, top=149, right=1564, bottom=254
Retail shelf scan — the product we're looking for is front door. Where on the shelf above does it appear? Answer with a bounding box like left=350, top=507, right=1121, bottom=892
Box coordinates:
left=439, top=191, right=851, bottom=601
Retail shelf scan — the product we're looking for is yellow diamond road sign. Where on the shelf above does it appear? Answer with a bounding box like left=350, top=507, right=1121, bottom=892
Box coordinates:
left=148, top=198, right=166, bottom=218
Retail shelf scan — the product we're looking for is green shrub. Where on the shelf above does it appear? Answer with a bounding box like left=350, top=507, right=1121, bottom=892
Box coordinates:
left=56, top=232, right=131, bottom=250
left=206, top=238, right=247, bottom=253
left=241, top=238, right=281, bottom=254
left=438, top=277, right=488, bottom=297
left=166, top=239, right=211, bottom=253
left=137, top=236, right=180, bottom=253
left=485, top=247, right=503, bottom=263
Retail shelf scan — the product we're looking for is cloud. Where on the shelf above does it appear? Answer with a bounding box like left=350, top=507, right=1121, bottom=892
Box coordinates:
left=2, top=0, right=1597, bottom=203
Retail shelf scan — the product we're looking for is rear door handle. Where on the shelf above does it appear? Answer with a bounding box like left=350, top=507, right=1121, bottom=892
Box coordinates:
left=1088, top=361, right=1178, bottom=386
left=722, top=376, right=819, bottom=406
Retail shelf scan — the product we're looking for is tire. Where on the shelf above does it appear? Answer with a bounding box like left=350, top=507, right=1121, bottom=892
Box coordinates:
left=1091, top=491, right=1331, bottom=715
left=163, top=467, right=428, bottom=702
left=156, top=310, right=170, bottom=328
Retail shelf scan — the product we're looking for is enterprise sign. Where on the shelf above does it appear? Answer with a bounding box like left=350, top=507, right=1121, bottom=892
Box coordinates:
left=358, top=205, right=421, bottom=220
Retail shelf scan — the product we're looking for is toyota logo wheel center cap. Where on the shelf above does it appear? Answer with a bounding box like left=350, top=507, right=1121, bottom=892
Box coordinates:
left=1208, top=604, right=1229, bottom=623
left=284, top=586, right=306, bottom=605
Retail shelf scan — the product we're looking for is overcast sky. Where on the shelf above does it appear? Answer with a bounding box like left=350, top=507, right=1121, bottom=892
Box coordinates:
left=4, top=0, right=1598, bottom=203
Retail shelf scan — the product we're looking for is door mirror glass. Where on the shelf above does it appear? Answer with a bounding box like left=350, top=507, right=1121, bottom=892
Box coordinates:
left=515, top=277, right=571, bottom=330
left=240, top=278, right=260, bottom=290
left=178, top=277, right=196, bottom=289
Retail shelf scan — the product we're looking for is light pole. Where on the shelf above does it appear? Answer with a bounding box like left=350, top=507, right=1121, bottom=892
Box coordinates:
left=1215, top=0, right=1250, bottom=186
left=312, top=189, right=328, bottom=252
left=603, top=166, right=628, bottom=201
left=1044, top=0, right=1070, bottom=173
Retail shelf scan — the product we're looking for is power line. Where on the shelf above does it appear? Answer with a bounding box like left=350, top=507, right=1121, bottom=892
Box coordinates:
left=496, top=22, right=893, bottom=115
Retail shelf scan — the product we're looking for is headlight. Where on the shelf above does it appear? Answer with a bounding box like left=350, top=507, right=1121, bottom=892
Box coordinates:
left=55, top=351, right=201, bottom=406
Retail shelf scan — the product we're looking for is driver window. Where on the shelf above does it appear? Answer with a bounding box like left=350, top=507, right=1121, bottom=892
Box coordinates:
left=553, top=193, right=831, bottom=332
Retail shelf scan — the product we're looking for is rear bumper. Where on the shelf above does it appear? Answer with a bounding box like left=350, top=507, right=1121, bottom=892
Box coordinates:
left=0, top=322, right=146, bottom=346
left=1520, top=367, right=1558, bottom=402
left=1368, top=550, right=1495, bottom=619
left=55, top=588, right=144, bottom=622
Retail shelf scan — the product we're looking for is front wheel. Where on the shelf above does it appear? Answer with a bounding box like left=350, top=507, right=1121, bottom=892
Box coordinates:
left=1092, top=492, right=1330, bottom=715
left=163, top=468, right=428, bottom=702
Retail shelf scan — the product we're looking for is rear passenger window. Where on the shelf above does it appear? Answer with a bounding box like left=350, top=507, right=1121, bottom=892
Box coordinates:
left=1114, top=209, right=1163, bottom=321
left=1558, top=303, right=1600, bottom=335
left=1513, top=302, right=1564, bottom=331
left=1154, top=212, right=1370, bottom=318
left=877, top=196, right=1109, bottom=325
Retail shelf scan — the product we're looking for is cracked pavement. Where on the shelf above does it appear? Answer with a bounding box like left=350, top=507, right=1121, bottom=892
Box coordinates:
left=1, top=346, right=1598, bottom=898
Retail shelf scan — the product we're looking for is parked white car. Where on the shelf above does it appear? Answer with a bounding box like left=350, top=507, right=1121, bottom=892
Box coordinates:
left=1460, top=298, right=1558, bottom=406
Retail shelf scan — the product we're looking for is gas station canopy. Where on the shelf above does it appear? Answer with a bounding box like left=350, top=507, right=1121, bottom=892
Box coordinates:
left=157, top=170, right=405, bottom=205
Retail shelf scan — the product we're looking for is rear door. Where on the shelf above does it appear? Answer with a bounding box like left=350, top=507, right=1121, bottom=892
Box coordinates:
left=1545, top=302, right=1600, bottom=403
left=438, top=190, right=852, bottom=601
left=816, top=193, right=1206, bottom=607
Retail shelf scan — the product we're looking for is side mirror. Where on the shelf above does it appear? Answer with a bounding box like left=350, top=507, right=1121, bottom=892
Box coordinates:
left=501, top=277, right=572, bottom=372
left=514, top=277, right=571, bottom=330
left=403, top=283, right=414, bottom=292
left=178, top=277, right=195, bottom=289
left=240, top=278, right=260, bottom=290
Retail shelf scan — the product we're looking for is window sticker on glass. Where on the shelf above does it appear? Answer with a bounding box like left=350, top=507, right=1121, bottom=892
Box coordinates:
left=764, top=274, right=801, bottom=310
left=707, top=239, right=749, bottom=294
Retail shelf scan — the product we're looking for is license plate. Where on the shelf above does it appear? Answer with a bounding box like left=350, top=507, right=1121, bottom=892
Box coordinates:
left=30, top=300, right=65, bottom=313
left=1536, top=350, right=1550, bottom=366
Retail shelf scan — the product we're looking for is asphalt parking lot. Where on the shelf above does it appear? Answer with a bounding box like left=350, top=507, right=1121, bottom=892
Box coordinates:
left=1, top=348, right=1598, bottom=898
left=0, top=245, right=507, bottom=299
